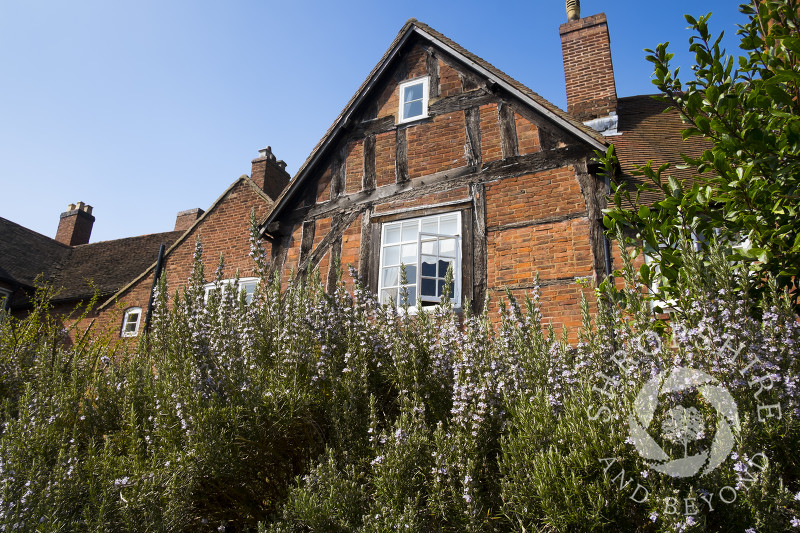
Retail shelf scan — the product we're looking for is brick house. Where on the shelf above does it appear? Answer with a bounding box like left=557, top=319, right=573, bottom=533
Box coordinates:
left=1, top=9, right=701, bottom=341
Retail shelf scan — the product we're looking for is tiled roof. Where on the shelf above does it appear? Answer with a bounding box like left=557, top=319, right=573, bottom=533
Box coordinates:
left=51, top=231, right=183, bottom=302
left=0, top=217, right=71, bottom=289
left=0, top=215, right=182, bottom=304
left=613, top=95, right=711, bottom=205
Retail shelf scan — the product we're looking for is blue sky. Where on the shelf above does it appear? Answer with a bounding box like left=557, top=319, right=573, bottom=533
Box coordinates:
left=0, top=1, right=745, bottom=243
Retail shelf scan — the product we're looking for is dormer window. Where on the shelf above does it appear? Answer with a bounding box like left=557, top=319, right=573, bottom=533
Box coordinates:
left=398, top=77, right=429, bottom=124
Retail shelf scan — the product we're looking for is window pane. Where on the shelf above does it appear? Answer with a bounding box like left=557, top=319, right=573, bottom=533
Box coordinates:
left=404, top=100, right=423, bottom=118
left=439, top=215, right=459, bottom=235
left=439, top=238, right=456, bottom=257
left=438, top=259, right=454, bottom=278
left=421, top=277, right=436, bottom=296
left=404, top=82, right=423, bottom=101
left=421, top=219, right=438, bottom=233
left=385, top=225, right=401, bottom=244
left=401, top=243, right=417, bottom=264
left=438, top=279, right=454, bottom=299
left=420, top=239, right=437, bottom=255
left=381, top=288, right=398, bottom=306
left=421, top=256, right=437, bottom=277
left=382, top=267, right=399, bottom=287
left=401, top=221, right=418, bottom=242
left=383, top=245, right=400, bottom=266
left=404, top=285, right=417, bottom=306
left=403, top=264, right=417, bottom=285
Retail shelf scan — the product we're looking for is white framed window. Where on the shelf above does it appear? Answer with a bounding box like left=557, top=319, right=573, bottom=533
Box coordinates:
left=121, top=307, right=142, bottom=337
left=203, top=277, right=259, bottom=305
left=378, top=212, right=461, bottom=310
left=397, top=77, right=429, bottom=124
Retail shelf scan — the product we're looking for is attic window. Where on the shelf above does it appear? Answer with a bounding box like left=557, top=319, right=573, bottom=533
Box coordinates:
left=398, top=77, right=429, bottom=124
left=121, top=307, right=142, bottom=337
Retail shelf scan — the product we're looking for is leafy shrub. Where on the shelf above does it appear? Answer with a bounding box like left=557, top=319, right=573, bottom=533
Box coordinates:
left=0, top=233, right=798, bottom=532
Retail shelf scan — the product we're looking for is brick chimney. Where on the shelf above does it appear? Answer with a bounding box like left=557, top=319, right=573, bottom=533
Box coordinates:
left=174, top=208, right=204, bottom=231
left=251, top=146, right=290, bottom=202
left=559, top=8, right=618, bottom=124
left=55, top=202, right=95, bottom=246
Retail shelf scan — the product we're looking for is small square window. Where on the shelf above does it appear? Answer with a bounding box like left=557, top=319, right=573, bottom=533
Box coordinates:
left=397, top=77, right=429, bottom=124
left=121, top=307, right=142, bottom=337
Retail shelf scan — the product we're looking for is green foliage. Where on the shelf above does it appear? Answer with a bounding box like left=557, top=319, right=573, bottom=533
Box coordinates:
left=1, top=233, right=799, bottom=531
left=600, top=0, right=800, bottom=312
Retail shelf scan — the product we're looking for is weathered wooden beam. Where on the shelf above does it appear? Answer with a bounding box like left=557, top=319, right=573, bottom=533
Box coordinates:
left=330, top=148, right=346, bottom=200
left=327, top=230, right=342, bottom=293
left=465, top=106, right=482, bottom=167
left=299, top=145, right=594, bottom=223
left=358, top=207, right=373, bottom=286
left=499, top=101, right=519, bottom=158
left=471, top=183, right=488, bottom=314
left=396, top=127, right=408, bottom=183
left=490, top=276, right=587, bottom=292
left=573, top=158, right=609, bottom=282
left=353, top=116, right=395, bottom=137
left=426, top=46, right=440, bottom=98
left=428, top=89, right=494, bottom=116
left=487, top=211, right=587, bottom=233
left=363, top=134, right=376, bottom=191
left=300, top=210, right=361, bottom=275
left=298, top=220, right=316, bottom=267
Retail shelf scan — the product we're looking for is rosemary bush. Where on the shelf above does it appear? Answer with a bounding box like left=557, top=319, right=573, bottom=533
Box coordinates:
left=0, top=234, right=798, bottom=532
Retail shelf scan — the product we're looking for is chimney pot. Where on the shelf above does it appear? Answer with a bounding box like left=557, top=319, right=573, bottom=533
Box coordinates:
left=566, top=0, right=580, bottom=21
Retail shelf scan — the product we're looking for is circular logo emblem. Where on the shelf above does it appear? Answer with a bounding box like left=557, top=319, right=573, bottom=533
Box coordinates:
left=628, top=366, right=740, bottom=478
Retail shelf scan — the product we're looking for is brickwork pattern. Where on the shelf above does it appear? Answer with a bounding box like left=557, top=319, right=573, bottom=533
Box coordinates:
left=485, top=167, right=585, bottom=228
left=559, top=13, right=617, bottom=121
left=406, top=111, right=468, bottom=179
left=479, top=104, right=502, bottom=163
left=345, top=140, right=365, bottom=194
left=93, top=180, right=272, bottom=339
left=515, top=113, right=541, bottom=156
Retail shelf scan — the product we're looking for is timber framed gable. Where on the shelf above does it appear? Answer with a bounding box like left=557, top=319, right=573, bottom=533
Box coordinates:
left=261, top=19, right=610, bottom=331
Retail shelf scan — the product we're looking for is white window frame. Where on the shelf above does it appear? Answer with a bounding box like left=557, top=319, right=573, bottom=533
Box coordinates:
left=397, top=77, right=430, bottom=124
left=378, top=212, right=461, bottom=312
left=203, top=277, right=260, bottom=305
left=121, top=307, right=142, bottom=337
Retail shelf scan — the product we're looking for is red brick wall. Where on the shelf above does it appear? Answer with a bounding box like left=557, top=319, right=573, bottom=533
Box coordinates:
left=93, top=179, right=272, bottom=340
left=375, top=131, right=397, bottom=187
left=345, top=140, right=365, bottom=194
left=485, top=167, right=585, bottom=228
left=439, top=59, right=462, bottom=97
left=484, top=165, right=594, bottom=342
left=515, top=113, right=541, bottom=156
left=480, top=104, right=502, bottom=163
left=406, top=110, right=468, bottom=178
